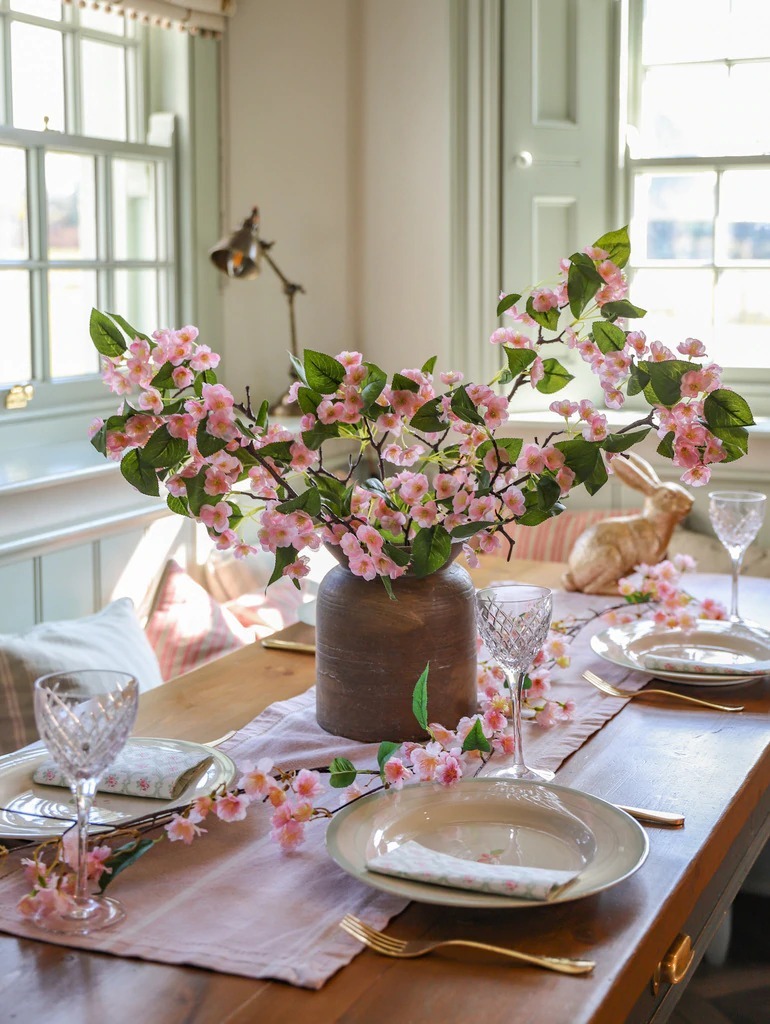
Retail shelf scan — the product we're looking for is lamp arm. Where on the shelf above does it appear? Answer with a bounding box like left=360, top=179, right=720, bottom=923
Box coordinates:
left=257, top=243, right=305, bottom=361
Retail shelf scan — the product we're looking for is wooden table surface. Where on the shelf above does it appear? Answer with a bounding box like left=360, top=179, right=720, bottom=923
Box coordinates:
left=2, top=557, right=770, bottom=1024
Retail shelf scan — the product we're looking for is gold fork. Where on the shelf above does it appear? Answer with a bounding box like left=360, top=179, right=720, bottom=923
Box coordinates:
left=582, top=669, right=744, bottom=712
left=339, top=915, right=595, bottom=975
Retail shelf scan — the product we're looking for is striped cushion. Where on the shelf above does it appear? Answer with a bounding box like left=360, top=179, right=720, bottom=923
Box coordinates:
left=0, top=598, right=163, bottom=756
left=509, top=509, right=639, bottom=563
left=145, top=561, right=251, bottom=681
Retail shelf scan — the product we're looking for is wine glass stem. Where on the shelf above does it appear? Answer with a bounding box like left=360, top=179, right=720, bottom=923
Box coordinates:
left=729, top=549, right=744, bottom=621
left=506, top=668, right=527, bottom=774
left=71, top=777, right=97, bottom=903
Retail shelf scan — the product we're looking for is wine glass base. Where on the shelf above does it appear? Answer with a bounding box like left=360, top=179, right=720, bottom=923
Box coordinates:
left=33, top=895, right=126, bottom=935
left=485, top=764, right=555, bottom=783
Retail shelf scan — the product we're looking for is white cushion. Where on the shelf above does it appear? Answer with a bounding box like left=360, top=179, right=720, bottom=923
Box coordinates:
left=0, top=598, right=163, bottom=756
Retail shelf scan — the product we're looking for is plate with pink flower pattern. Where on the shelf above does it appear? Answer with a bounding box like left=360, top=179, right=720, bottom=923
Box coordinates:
left=326, top=777, right=648, bottom=909
left=0, top=737, right=237, bottom=840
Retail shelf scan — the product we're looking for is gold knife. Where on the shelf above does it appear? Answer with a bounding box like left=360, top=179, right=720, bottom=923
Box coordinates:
left=261, top=637, right=316, bottom=654
left=615, top=804, right=684, bottom=827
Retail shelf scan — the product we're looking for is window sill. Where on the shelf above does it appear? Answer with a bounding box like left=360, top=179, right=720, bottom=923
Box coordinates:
left=0, top=440, right=118, bottom=497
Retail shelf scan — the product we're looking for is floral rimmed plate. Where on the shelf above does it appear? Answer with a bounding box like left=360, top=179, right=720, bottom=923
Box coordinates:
left=0, top=737, right=237, bottom=840
left=326, top=778, right=648, bottom=909
left=591, top=618, right=770, bottom=686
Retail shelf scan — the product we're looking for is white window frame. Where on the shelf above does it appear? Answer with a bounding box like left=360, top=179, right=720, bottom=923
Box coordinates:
left=0, top=0, right=175, bottom=423
left=622, top=0, right=770, bottom=416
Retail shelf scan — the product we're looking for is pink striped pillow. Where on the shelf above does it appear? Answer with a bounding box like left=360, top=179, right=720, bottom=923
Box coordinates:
left=145, top=561, right=251, bottom=681
left=509, top=509, right=639, bottom=563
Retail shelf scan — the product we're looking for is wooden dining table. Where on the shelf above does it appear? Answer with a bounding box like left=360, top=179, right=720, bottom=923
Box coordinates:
left=1, top=556, right=769, bottom=1024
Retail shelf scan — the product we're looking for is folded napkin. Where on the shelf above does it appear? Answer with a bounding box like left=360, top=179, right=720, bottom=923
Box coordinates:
left=366, top=841, right=579, bottom=901
left=33, top=744, right=213, bottom=800
left=642, top=652, right=770, bottom=677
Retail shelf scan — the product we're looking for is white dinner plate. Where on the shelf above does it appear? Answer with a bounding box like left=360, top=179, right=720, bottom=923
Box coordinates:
left=0, top=737, right=237, bottom=840
left=326, top=778, right=648, bottom=909
left=591, top=619, right=770, bottom=686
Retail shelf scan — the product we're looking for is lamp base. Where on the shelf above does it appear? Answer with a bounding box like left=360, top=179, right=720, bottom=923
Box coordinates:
left=269, top=386, right=301, bottom=418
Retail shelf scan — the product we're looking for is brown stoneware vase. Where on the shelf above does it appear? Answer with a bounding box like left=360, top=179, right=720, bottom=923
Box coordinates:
left=315, top=560, right=478, bottom=742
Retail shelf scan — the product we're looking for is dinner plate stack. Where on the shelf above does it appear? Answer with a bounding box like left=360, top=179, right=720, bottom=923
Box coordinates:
left=591, top=619, right=770, bottom=687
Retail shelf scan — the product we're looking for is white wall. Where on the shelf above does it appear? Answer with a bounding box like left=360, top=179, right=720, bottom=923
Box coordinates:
left=220, top=0, right=453, bottom=402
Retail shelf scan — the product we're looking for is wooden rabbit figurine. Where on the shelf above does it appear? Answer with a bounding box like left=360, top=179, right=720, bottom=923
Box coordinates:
left=562, top=452, right=694, bottom=595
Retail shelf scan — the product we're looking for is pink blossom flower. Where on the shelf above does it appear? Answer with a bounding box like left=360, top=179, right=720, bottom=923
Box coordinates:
left=284, top=556, right=311, bottom=581
left=516, top=443, right=546, bottom=475
left=410, top=741, right=444, bottom=781
left=190, top=344, right=220, bottom=371
left=434, top=753, right=463, bottom=785
left=531, top=287, right=559, bottom=312
left=677, top=337, right=707, bottom=358
left=292, top=769, right=324, bottom=800
left=200, top=501, right=232, bottom=533
left=383, top=757, right=412, bottom=789
left=166, top=813, right=207, bottom=844
left=214, top=792, right=251, bottom=822
left=550, top=399, right=578, bottom=418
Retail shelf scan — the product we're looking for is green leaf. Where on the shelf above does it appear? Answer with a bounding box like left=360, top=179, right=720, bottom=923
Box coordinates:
left=150, top=361, right=176, bottom=390
left=477, top=436, right=523, bottom=465
left=601, top=299, right=647, bottom=321
left=450, top=385, right=484, bottom=426
left=627, top=363, right=650, bottom=397
left=517, top=503, right=564, bottom=526
left=567, top=253, right=604, bottom=318
left=656, top=431, right=675, bottom=459
left=377, top=740, right=403, bottom=781
left=297, top=386, right=322, bottom=416
left=380, top=575, right=396, bottom=601
left=591, top=321, right=626, bottom=354
left=383, top=541, right=411, bottom=567
left=196, top=419, right=229, bottom=458
left=602, top=428, right=651, bottom=453
left=535, top=474, right=562, bottom=510
left=411, top=664, right=429, bottom=731
left=536, top=357, right=574, bottom=394
left=504, top=347, right=537, bottom=376
left=290, top=353, right=308, bottom=386
left=703, top=389, right=755, bottom=430
left=638, top=359, right=693, bottom=407
left=315, top=474, right=348, bottom=513
left=450, top=521, right=490, bottom=541
left=89, top=308, right=126, bottom=357
left=302, top=422, right=340, bottom=450
left=142, top=425, right=189, bottom=468
left=328, top=756, right=357, bottom=789
left=461, top=717, right=492, bottom=754
left=391, top=372, right=420, bottom=393
left=525, top=295, right=560, bottom=331
left=183, top=470, right=219, bottom=516
left=710, top=425, right=749, bottom=462
left=303, top=349, right=346, bottom=394
left=421, top=355, right=437, bottom=374
left=256, top=440, right=294, bottom=462
left=167, top=494, right=190, bottom=516
left=410, top=525, right=452, bottom=578
left=268, top=545, right=299, bottom=587
left=360, top=364, right=387, bottom=410
left=276, top=488, right=322, bottom=516
left=255, top=399, right=269, bottom=430
left=593, top=226, right=631, bottom=269
left=554, top=438, right=600, bottom=484
left=410, top=396, right=446, bottom=433
left=106, top=311, right=151, bottom=342
left=120, top=449, right=159, bottom=496
left=584, top=455, right=609, bottom=496
left=99, top=838, right=158, bottom=893
left=89, top=413, right=128, bottom=456
left=496, top=292, right=522, bottom=317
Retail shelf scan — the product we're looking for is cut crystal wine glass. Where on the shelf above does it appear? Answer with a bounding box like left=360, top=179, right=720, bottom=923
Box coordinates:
left=708, top=491, right=766, bottom=624
left=475, top=584, right=553, bottom=782
left=33, top=669, right=139, bottom=934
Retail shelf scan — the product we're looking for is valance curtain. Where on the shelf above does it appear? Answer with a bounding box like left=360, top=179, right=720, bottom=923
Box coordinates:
left=66, top=0, right=236, bottom=37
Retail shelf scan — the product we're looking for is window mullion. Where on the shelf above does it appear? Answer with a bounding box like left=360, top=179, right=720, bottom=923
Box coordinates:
left=63, top=21, right=80, bottom=136
left=28, top=146, right=48, bottom=383
left=99, top=152, right=113, bottom=315
left=1, top=12, right=12, bottom=126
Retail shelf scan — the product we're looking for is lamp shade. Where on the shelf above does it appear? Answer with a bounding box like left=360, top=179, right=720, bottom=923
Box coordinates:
left=209, top=207, right=261, bottom=279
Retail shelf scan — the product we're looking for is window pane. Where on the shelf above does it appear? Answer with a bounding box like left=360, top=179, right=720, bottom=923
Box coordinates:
left=48, top=269, right=98, bottom=378
left=79, top=7, right=125, bottom=35
left=631, top=269, right=714, bottom=349
left=0, top=271, right=32, bottom=385
left=639, top=65, right=727, bottom=157
left=11, top=22, right=65, bottom=132
left=728, top=0, right=770, bottom=59
left=114, top=269, right=158, bottom=333
left=81, top=39, right=127, bottom=141
left=0, top=147, right=29, bottom=260
left=634, top=173, right=715, bottom=261
left=642, top=0, right=728, bottom=65
left=719, top=171, right=770, bottom=260
left=715, top=270, right=770, bottom=368
left=113, top=160, right=156, bottom=259
left=46, top=152, right=97, bottom=260
left=727, top=64, right=770, bottom=155
left=10, top=0, right=61, bottom=20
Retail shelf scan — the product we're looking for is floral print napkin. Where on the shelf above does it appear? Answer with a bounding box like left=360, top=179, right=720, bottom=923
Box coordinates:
left=33, top=744, right=213, bottom=800
left=367, top=841, right=579, bottom=901
left=642, top=652, right=770, bottom=676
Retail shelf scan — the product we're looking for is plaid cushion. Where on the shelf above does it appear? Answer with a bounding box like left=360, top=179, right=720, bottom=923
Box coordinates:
left=510, top=509, right=639, bottom=563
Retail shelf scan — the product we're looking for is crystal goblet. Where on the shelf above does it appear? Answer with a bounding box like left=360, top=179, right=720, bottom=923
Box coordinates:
left=476, top=584, right=553, bottom=782
left=708, top=491, right=766, bottom=624
left=33, top=669, right=139, bottom=934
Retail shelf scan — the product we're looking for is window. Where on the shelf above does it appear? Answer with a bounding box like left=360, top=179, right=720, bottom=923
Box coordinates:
left=0, top=0, right=175, bottom=412
left=625, top=0, right=770, bottom=380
